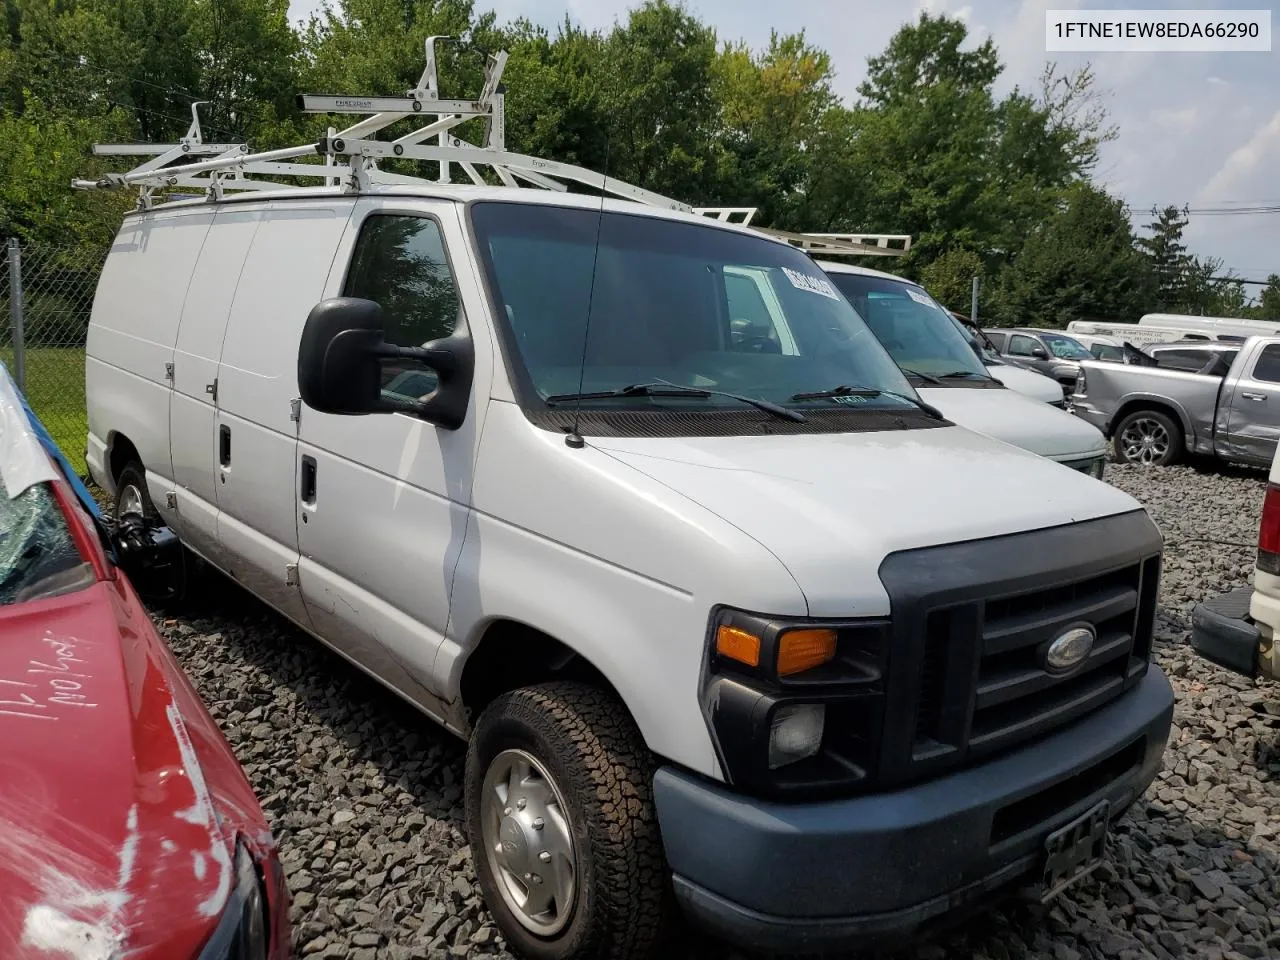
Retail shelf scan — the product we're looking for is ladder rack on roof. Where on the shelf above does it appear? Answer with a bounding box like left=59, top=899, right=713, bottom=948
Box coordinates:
left=71, top=38, right=907, bottom=258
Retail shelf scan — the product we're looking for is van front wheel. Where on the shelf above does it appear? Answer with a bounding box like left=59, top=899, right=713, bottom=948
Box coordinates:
left=465, top=682, right=670, bottom=960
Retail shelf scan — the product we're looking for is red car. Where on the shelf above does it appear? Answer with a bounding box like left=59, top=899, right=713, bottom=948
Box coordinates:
left=0, top=364, right=288, bottom=959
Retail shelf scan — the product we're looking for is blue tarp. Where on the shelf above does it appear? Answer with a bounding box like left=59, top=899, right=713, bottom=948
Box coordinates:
left=1, top=361, right=107, bottom=524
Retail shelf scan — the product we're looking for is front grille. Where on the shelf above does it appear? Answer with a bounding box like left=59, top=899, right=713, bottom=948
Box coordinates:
left=876, top=511, right=1162, bottom=787
left=968, top=560, right=1153, bottom=754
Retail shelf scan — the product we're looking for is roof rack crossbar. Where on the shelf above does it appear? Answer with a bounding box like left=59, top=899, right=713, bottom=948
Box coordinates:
left=69, top=40, right=909, bottom=258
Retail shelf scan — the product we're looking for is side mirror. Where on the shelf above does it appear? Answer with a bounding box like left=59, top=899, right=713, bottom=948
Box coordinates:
left=297, top=297, right=473, bottom=430
left=1031, top=346, right=1049, bottom=360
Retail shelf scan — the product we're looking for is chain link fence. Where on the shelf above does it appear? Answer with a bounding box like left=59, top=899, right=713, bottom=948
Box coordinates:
left=1, top=239, right=108, bottom=474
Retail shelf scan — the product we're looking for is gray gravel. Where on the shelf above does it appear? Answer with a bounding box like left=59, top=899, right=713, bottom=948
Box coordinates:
left=151, top=461, right=1280, bottom=960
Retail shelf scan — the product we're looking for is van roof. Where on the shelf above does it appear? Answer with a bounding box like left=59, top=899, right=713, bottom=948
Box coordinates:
left=123, top=181, right=783, bottom=239
left=813, top=260, right=917, bottom=284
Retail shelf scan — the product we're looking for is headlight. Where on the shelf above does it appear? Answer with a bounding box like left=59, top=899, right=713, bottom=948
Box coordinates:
left=199, top=842, right=270, bottom=960
left=700, top=608, right=888, bottom=798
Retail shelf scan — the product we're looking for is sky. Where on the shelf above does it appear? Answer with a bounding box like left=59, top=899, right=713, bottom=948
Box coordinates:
left=285, top=0, right=1280, bottom=289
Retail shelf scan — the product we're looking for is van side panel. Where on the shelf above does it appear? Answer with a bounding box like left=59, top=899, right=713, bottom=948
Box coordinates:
left=85, top=212, right=215, bottom=494
left=170, top=207, right=264, bottom=564
left=214, top=200, right=352, bottom=626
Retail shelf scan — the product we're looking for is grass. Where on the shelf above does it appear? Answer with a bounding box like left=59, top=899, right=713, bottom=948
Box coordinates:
left=0, top=346, right=88, bottom=475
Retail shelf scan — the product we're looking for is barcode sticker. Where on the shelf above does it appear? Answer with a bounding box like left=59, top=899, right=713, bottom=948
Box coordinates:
left=782, top=267, right=841, bottom=301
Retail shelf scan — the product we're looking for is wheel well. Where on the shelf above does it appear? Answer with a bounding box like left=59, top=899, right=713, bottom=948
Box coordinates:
left=1111, top=400, right=1184, bottom=440
left=459, top=621, right=622, bottom=725
left=108, top=434, right=141, bottom=484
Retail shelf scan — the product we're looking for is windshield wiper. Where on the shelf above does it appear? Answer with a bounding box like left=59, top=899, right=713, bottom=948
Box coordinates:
left=544, top=381, right=807, bottom=423
left=936, top=370, right=997, bottom=381
left=789, top=385, right=947, bottom=421
left=900, top=367, right=944, bottom=384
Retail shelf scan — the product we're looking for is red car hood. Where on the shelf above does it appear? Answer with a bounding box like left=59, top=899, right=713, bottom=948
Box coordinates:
left=0, top=578, right=264, bottom=959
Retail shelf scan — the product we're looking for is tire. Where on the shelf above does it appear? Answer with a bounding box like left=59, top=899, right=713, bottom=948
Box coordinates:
left=113, top=460, right=160, bottom=525
left=465, top=682, right=671, bottom=960
left=1113, top=409, right=1183, bottom=466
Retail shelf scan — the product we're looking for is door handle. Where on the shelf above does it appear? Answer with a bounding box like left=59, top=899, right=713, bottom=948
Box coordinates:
left=219, top=425, right=231, bottom=466
left=1243, top=392, right=1267, bottom=402
left=300, top=455, right=317, bottom=505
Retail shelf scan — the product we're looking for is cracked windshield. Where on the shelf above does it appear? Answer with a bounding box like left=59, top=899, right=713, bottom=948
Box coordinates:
left=0, top=477, right=88, bottom=605
left=470, top=202, right=917, bottom=415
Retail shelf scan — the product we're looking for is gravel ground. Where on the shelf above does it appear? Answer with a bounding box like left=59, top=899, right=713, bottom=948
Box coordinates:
left=152, top=461, right=1280, bottom=960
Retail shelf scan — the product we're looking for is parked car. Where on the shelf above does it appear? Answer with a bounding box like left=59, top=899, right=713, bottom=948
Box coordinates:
left=818, top=262, right=1107, bottom=476
left=982, top=328, right=1094, bottom=394
left=1189, top=440, right=1280, bottom=682
left=949, top=315, right=1068, bottom=405
left=1069, top=335, right=1280, bottom=467
left=85, top=174, right=1173, bottom=957
left=0, top=363, right=289, bottom=959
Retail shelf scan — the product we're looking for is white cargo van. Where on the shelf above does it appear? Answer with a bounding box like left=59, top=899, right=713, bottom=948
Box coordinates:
left=80, top=53, right=1173, bottom=960
left=817, top=263, right=1107, bottom=476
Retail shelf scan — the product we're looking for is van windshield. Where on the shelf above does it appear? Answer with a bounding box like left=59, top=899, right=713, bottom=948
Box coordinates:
left=824, top=272, right=990, bottom=381
left=469, top=202, right=916, bottom=416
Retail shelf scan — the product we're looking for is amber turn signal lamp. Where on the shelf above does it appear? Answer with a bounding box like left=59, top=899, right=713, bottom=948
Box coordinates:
left=716, top=624, right=761, bottom=667
left=777, top=628, right=837, bottom=676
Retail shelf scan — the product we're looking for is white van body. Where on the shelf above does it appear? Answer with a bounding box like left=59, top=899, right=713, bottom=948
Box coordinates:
left=85, top=185, right=1172, bottom=956
left=818, top=262, right=1107, bottom=474
left=1066, top=320, right=1193, bottom=346
left=1140, top=313, right=1280, bottom=338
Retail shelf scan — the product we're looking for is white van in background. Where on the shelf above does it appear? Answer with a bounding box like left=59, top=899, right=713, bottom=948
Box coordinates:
left=819, top=262, right=1108, bottom=476
left=1139, top=313, right=1280, bottom=341
left=1066, top=320, right=1192, bottom=347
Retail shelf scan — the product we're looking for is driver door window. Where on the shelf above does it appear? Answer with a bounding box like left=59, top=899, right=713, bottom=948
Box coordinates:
left=1009, top=335, right=1040, bottom=357
left=344, top=214, right=461, bottom=400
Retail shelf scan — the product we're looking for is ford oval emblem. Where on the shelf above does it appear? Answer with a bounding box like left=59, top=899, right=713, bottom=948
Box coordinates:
left=1046, top=625, right=1095, bottom=671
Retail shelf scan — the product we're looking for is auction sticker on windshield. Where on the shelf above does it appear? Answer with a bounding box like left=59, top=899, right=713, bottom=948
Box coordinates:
left=782, top=267, right=841, bottom=301
left=905, top=288, right=939, bottom=308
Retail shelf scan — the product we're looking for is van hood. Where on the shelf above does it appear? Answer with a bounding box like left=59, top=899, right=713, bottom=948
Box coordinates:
left=591, top=423, right=1142, bottom=617
left=985, top=363, right=1062, bottom=403
left=918, top=386, right=1106, bottom=461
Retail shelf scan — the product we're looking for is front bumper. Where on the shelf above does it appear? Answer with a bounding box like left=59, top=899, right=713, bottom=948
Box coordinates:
left=653, top=667, right=1172, bottom=953
left=1191, top=585, right=1277, bottom=680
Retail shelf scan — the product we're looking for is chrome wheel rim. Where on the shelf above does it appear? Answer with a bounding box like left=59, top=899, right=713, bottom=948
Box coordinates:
left=116, top=482, right=145, bottom=520
left=480, top=748, right=577, bottom=936
left=1119, top=418, right=1170, bottom=465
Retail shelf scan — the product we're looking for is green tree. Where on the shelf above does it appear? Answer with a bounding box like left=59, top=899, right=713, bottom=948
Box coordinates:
left=999, top=184, right=1152, bottom=327
left=1258, top=275, right=1280, bottom=320
left=1136, top=205, right=1191, bottom=310
left=918, top=248, right=983, bottom=313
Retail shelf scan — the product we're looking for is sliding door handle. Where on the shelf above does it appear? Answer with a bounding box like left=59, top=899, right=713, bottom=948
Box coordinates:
left=300, top=455, right=317, bottom=505
left=219, top=425, right=231, bottom=466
